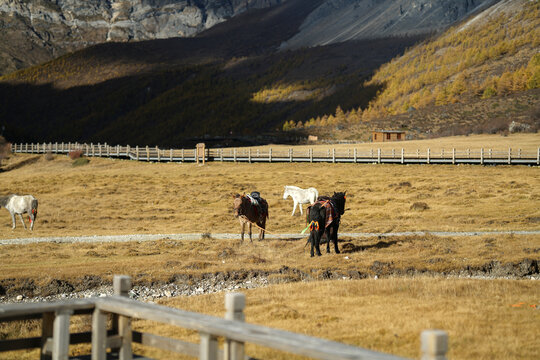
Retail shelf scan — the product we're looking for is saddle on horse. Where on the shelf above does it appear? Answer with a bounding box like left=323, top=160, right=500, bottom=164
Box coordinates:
left=247, top=191, right=268, bottom=220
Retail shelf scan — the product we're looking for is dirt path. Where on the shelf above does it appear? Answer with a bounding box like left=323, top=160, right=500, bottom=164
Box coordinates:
left=1, top=230, right=540, bottom=245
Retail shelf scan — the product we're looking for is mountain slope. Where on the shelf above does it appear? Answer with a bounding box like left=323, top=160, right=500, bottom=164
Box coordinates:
left=1, top=0, right=421, bottom=146
left=0, top=0, right=285, bottom=75
left=281, top=0, right=499, bottom=49
left=288, top=0, right=540, bottom=140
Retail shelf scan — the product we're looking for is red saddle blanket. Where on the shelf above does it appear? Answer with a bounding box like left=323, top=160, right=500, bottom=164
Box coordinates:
left=310, top=200, right=338, bottom=229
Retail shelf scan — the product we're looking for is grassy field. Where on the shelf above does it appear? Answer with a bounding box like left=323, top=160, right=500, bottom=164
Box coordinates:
left=0, top=134, right=539, bottom=359
left=1, top=134, right=539, bottom=238
left=1, top=278, right=539, bottom=359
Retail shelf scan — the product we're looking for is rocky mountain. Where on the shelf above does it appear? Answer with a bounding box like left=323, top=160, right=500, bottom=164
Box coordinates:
left=0, top=0, right=285, bottom=75
left=280, top=0, right=499, bottom=49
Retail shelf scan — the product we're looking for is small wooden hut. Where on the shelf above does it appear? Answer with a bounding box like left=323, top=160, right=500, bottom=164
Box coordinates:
left=372, top=130, right=406, bottom=142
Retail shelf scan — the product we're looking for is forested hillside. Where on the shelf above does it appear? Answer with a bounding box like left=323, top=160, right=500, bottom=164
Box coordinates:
left=0, top=0, right=538, bottom=145
left=290, top=0, right=539, bottom=140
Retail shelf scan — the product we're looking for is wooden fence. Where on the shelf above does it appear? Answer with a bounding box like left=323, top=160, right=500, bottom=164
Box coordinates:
left=0, top=275, right=449, bottom=360
left=11, top=142, right=539, bottom=165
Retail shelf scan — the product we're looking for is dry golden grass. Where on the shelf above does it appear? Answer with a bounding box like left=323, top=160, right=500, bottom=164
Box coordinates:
left=243, top=133, right=540, bottom=153
left=2, top=278, right=539, bottom=360
left=1, top=135, right=539, bottom=239
left=0, top=232, right=538, bottom=288
left=0, top=133, right=539, bottom=359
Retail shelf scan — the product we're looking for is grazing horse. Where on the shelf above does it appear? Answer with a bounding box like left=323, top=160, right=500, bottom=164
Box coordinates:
left=0, top=194, right=38, bottom=230
left=283, top=185, right=318, bottom=216
left=306, top=192, right=346, bottom=257
left=233, top=192, right=269, bottom=242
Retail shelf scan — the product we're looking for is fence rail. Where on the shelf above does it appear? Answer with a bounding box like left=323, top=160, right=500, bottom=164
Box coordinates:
left=11, top=142, right=540, bottom=165
left=0, top=275, right=449, bottom=360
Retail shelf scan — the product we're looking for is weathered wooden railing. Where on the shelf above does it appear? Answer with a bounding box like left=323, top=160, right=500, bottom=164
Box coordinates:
left=0, top=276, right=448, bottom=360
left=12, top=141, right=539, bottom=165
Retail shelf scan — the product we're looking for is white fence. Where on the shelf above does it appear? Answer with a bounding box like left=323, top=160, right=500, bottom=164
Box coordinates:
left=11, top=142, right=539, bottom=165
left=0, top=275, right=448, bottom=360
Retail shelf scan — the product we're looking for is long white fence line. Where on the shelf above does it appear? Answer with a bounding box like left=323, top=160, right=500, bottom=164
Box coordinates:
left=10, top=142, right=540, bottom=165
left=0, top=275, right=449, bottom=360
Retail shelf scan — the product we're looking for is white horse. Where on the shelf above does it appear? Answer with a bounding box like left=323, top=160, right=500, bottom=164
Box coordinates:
left=283, top=185, right=318, bottom=216
left=0, top=194, right=38, bottom=230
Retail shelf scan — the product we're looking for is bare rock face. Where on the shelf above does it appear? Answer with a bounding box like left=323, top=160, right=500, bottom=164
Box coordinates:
left=280, top=0, right=501, bottom=49
left=0, top=0, right=285, bottom=75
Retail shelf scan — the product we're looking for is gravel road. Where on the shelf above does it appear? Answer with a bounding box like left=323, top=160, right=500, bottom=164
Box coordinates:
left=1, top=230, right=540, bottom=245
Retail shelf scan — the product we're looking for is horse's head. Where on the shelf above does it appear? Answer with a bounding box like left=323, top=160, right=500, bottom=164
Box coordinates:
left=332, top=191, right=347, bottom=215
left=282, top=186, right=289, bottom=200
left=232, top=194, right=246, bottom=218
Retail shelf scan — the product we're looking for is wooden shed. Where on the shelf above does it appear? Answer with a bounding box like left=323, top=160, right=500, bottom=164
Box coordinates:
left=372, top=130, right=406, bottom=142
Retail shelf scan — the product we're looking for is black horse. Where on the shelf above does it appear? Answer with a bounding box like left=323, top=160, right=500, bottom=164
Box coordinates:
left=306, top=192, right=346, bottom=257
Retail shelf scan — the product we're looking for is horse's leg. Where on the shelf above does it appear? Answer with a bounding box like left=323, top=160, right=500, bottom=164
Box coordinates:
left=333, top=222, right=340, bottom=254
left=240, top=221, right=245, bottom=242
left=309, top=232, right=315, bottom=257
left=326, top=227, right=332, bottom=253
left=315, top=227, right=322, bottom=256
left=18, top=213, right=27, bottom=229
left=291, top=200, right=297, bottom=216
left=299, top=203, right=303, bottom=215
left=29, top=213, right=35, bottom=231
left=249, top=222, right=252, bottom=242
left=10, top=212, right=16, bottom=229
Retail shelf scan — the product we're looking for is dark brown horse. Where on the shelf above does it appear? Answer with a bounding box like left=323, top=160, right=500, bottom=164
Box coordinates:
left=233, top=192, right=269, bottom=242
left=306, top=192, right=346, bottom=257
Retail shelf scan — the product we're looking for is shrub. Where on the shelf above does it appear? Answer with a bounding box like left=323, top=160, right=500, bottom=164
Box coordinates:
left=410, top=202, right=430, bottom=211
left=481, top=86, right=497, bottom=99
left=44, top=151, right=54, bottom=161
left=72, top=158, right=90, bottom=167
left=68, top=150, right=83, bottom=160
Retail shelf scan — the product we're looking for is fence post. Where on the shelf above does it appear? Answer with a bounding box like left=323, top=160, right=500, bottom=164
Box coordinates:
left=52, top=308, right=73, bottom=360
left=480, top=148, right=484, bottom=165
left=537, top=148, right=539, bottom=166
left=221, top=149, right=224, bottom=162
left=427, top=148, right=430, bottom=164
left=518, top=148, right=521, bottom=158
left=146, top=146, right=149, bottom=162
left=401, top=148, right=404, bottom=164
left=354, top=148, right=357, bottom=163
left=170, top=149, right=173, bottom=162
left=157, top=146, right=160, bottom=162
left=224, top=293, right=246, bottom=360
left=113, top=275, right=132, bottom=360
left=234, top=148, right=237, bottom=163
left=200, top=333, right=218, bottom=360
left=310, top=148, right=314, bottom=163
left=248, top=149, right=251, bottom=163
left=452, top=148, right=455, bottom=165
left=421, top=330, right=448, bottom=360
left=182, top=149, right=184, bottom=162
left=41, top=312, right=54, bottom=360
left=508, top=147, right=511, bottom=165
left=289, top=148, right=293, bottom=163
left=332, top=148, right=335, bottom=163
left=377, top=148, right=381, bottom=164
left=92, top=306, right=107, bottom=360
left=269, top=148, right=272, bottom=163
left=136, top=146, right=139, bottom=161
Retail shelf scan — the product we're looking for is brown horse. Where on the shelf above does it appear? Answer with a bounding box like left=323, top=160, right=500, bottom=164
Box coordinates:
left=233, top=192, right=269, bottom=242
